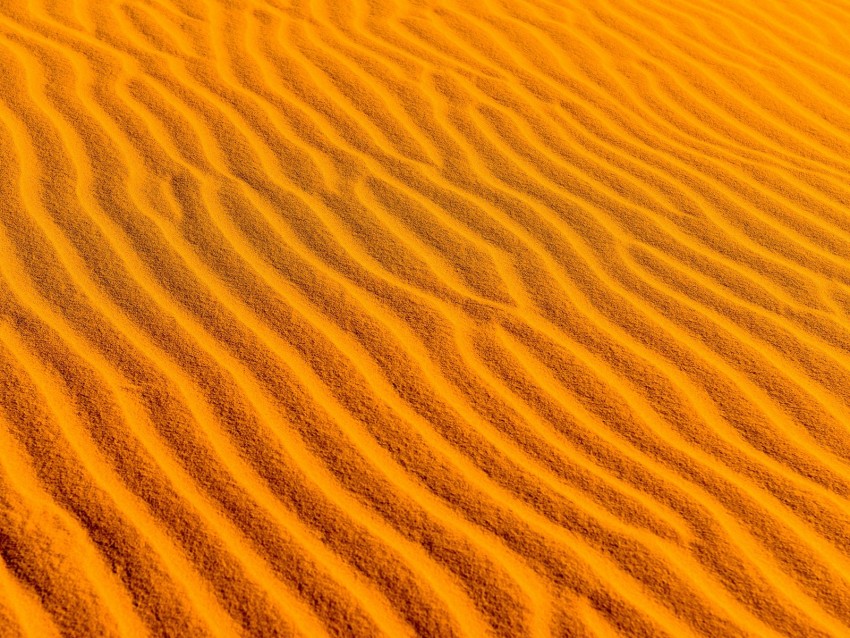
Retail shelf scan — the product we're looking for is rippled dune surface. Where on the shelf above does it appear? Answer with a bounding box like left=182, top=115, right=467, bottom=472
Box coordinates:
left=3, top=0, right=850, bottom=635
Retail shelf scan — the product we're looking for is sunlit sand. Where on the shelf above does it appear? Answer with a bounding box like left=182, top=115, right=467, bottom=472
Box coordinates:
left=1, top=0, right=850, bottom=635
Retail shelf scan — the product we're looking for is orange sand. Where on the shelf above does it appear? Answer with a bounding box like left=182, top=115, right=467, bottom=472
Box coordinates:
left=1, top=0, right=850, bottom=635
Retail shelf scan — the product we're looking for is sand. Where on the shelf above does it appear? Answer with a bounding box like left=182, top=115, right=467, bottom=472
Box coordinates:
left=0, top=0, right=849, bottom=635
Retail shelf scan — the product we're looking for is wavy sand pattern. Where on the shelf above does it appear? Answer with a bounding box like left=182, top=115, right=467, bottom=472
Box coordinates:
left=1, top=0, right=850, bottom=635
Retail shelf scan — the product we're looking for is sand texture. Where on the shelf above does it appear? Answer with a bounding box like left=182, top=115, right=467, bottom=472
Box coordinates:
left=1, top=0, right=850, bottom=636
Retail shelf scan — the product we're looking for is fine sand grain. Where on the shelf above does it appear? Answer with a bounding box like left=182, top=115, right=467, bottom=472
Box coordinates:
left=1, top=0, right=850, bottom=636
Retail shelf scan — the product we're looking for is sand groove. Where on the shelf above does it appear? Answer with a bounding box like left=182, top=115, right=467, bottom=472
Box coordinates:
left=1, top=0, right=850, bottom=635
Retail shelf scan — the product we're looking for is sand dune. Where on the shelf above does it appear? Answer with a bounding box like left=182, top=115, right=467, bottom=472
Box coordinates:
left=0, top=0, right=850, bottom=635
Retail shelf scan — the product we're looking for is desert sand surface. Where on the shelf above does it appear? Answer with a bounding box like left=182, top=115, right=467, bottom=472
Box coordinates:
left=2, top=0, right=850, bottom=636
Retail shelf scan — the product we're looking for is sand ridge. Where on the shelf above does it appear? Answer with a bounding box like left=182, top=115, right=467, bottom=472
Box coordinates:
left=1, top=0, right=850, bottom=635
